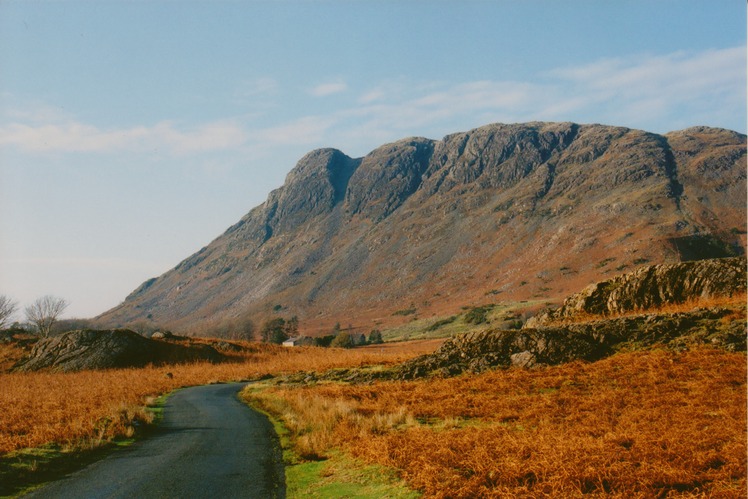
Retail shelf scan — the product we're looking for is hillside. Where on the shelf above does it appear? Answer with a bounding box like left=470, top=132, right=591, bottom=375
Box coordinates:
left=97, top=122, right=747, bottom=335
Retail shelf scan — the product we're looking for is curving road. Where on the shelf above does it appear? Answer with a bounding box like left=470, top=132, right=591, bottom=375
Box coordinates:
left=28, top=383, right=285, bottom=498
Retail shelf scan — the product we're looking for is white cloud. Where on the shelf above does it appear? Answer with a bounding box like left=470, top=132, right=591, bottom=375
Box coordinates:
left=1, top=46, right=743, bottom=160
left=309, top=81, right=348, bottom=97
left=0, top=119, right=247, bottom=155
left=358, top=88, right=386, bottom=104
left=252, top=115, right=338, bottom=146
left=332, top=45, right=746, bottom=148
left=233, top=77, right=279, bottom=106
left=543, top=46, right=746, bottom=127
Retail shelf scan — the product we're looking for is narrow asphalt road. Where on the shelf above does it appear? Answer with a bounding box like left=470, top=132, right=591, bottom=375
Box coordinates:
left=28, top=383, right=286, bottom=498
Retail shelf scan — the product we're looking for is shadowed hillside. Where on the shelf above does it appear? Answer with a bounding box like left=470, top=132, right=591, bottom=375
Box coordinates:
left=97, top=122, right=746, bottom=335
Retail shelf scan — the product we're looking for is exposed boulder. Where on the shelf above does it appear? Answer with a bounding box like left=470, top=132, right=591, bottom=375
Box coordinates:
left=14, top=329, right=223, bottom=372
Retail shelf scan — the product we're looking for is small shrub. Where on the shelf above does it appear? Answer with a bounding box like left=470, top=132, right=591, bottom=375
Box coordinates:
left=331, top=333, right=353, bottom=349
left=464, top=306, right=491, bottom=325
left=425, top=316, right=457, bottom=332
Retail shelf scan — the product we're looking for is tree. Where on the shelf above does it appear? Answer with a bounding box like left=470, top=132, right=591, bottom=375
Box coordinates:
left=330, top=332, right=353, bottom=348
left=260, top=317, right=289, bottom=344
left=25, top=295, right=69, bottom=337
left=285, top=316, right=299, bottom=338
left=368, top=329, right=383, bottom=344
left=0, top=295, right=18, bottom=330
left=234, top=315, right=256, bottom=341
left=314, top=335, right=335, bottom=347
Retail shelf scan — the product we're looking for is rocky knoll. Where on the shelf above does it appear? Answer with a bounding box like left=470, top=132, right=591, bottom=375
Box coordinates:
left=526, top=256, right=746, bottom=327
left=97, top=122, right=746, bottom=334
left=397, top=307, right=745, bottom=379
left=395, top=257, right=746, bottom=379
left=14, top=329, right=223, bottom=372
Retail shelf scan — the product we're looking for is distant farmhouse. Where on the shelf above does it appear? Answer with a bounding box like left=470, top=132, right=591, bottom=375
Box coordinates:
left=282, top=336, right=316, bottom=347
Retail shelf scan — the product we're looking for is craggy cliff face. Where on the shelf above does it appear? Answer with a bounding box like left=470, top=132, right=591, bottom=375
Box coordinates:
left=97, top=122, right=747, bottom=334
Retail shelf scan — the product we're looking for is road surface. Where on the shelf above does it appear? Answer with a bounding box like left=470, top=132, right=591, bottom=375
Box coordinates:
left=28, top=383, right=285, bottom=498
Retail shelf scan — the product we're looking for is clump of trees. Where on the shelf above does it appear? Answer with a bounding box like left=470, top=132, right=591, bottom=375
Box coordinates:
left=0, top=294, right=73, bottom=337
left=260, top=316, right=299, bottom=344
left=257, top=316, right=386, bottom=349
left=201, top=313, right=256, bottom=341
left=328, top=328, right=384, bottom=349
left=368, top=329, right=383, bottom=344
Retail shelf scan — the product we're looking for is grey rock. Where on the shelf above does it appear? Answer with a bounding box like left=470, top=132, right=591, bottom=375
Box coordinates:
left=510, top=351, right=536, bottom=368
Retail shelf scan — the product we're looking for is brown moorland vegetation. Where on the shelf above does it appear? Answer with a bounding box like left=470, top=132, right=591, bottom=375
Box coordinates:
left=0, top=341, right=432, bottom=455
left=246, top=347, right=747, bottom=498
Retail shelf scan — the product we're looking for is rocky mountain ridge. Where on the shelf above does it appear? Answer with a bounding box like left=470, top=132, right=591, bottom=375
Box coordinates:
left=97, top=122, right=747, bottom=335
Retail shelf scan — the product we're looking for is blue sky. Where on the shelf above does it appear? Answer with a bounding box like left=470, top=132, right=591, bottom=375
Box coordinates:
left=0, top=1, right=745, bottom=320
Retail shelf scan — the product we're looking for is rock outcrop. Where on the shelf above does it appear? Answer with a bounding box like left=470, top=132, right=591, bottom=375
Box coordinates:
left=14, top=329, right=223, bottom=372
left=526, top=257, right=746, bottom=327
left=96, top=122, right=746, bottom=335
left=396, top=306, right=745, bottom=379
left=392, top=257, right=746, bottom=379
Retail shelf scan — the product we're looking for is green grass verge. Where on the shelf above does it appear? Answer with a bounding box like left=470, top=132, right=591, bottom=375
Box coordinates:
left=286, top=451, right=419, bottom=499
left=241, top=383, right=420, bottom=498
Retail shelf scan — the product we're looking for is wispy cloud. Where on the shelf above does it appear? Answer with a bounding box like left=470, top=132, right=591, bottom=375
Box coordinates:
left=0, top=119, right=247, bottom=155
left=544, top=46, right=746, bottom=126
left=309, top=80, right=348, bottom=97
left=332, top=45, right=746, bottom=149
left=233, top=77, right=279, bottom=106
left=252, top=115, right=338, bottom=146
left=1, top=47, right=743, bottom=159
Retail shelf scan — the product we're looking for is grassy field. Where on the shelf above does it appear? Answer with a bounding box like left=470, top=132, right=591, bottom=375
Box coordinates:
left=380, top=300, right=545, bottom=342
left=245, top=346, right=747, bottom=498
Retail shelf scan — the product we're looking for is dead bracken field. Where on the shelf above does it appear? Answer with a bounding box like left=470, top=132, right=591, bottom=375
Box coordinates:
left=247, top=347, right=747, bottom=498
left=0, top=341, right=428, bottom=454
left=1, top=332, right=745, bottom=497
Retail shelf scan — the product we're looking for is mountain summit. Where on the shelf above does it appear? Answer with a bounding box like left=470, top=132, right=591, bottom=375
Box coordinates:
left=98, top=122, right=746, bottom=334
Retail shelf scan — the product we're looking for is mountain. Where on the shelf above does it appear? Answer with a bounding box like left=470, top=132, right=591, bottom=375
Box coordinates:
left=97, top=122, right=747, bottom=335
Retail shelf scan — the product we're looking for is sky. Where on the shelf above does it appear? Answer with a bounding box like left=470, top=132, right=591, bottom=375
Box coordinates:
left=0, top=1, right=746, bottom=320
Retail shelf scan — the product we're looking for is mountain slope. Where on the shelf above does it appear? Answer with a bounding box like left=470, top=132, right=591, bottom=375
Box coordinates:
left=97, top=122, right=746, bottom=335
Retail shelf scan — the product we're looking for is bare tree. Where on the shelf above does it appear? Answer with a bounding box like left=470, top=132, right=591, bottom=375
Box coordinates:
left=25, top=295, right=69, bottom=337
left=0, top=295, right=18, bottom=329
